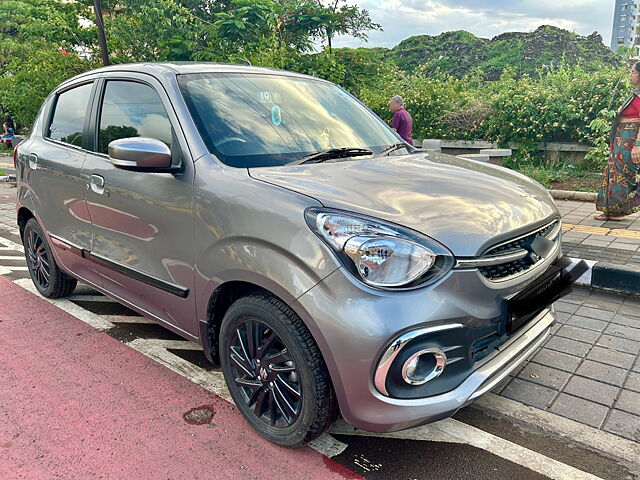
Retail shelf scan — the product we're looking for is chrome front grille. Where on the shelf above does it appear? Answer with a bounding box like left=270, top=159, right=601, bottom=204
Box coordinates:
left=456, top=219, right=561, bottom=281
left=483, top=221, right=559, bottom=257
left=479, top=256, right=536, bottom=280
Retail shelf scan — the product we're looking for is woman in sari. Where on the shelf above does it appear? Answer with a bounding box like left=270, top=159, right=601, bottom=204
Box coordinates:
left=595, top=62, right=640, bottom=221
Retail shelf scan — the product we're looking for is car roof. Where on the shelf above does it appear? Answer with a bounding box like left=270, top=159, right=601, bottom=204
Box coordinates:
left=71, top=62, right=314, bottom=81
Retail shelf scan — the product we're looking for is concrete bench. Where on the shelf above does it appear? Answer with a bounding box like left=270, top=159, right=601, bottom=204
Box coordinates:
left=421, top=139, right=442, bottom=152
left=457, top=154, right=490, bottom=162
left=479, top=148, right=512, bottom=167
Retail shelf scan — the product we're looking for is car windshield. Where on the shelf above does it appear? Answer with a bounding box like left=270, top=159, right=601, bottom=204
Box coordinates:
left=177, top=72, right=403, bottom=167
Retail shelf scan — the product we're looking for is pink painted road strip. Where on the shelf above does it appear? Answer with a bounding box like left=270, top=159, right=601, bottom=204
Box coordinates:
left=0, top=276, right=361, bottom=480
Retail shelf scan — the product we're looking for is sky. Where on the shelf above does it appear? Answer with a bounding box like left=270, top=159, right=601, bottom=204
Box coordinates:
left=331, top=0, right=616, bottom=49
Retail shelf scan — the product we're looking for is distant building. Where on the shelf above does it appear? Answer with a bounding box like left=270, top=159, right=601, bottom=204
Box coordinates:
left=612, top=0, right=640, bottom=52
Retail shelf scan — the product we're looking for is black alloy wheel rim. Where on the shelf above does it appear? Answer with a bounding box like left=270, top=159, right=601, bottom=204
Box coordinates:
left=26, top=228, right=51, bottom=290
left=229, top=319, right=302, bottom=428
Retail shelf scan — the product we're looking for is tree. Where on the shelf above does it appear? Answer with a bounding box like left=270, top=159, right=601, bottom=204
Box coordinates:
left=93, top=0, right=110, bottom=65
left=314, top=0, right=381, bottom=53
left=0, top=0, right=382, bottom=128
left=0, top=0, right=98, bottom=127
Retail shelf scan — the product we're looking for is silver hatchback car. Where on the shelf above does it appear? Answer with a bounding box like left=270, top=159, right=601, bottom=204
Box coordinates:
left=15, top=63, right=583, bottom=447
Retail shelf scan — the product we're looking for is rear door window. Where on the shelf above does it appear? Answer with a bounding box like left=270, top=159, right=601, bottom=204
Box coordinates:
left=97, top=81, right=172, bottom=154
left=47, top=83, right=93, bottom=147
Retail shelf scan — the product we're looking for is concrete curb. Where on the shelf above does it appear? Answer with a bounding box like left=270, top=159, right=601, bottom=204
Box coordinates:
left=549, top=189, right=597, bottom=202
left=569, top=257, right=640, bottom=295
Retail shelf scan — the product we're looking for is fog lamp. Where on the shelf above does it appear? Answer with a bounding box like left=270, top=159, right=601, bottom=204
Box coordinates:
left=401, top=348, right=447, bottom=385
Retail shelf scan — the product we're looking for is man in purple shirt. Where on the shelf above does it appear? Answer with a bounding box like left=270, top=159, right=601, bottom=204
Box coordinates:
left=389, top=95, right=413, bottom=145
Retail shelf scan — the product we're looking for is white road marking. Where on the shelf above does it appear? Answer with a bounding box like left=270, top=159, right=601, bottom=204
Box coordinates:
left=126, top=338, right=231, bottom=400
left=332, top=419, right=603, bottom=480
left=2, top=265, right=28, bottom=271
left=141, top=339, right=203, bottom=351
left=13, top=278, right=115, bottom=331
left=124, top=338, right=348, bottom=457
left=68, top=295, right=117, bottom=303
left=14, top=274, right=348, bottom=459
left=103, top=314, right=155, bottom=324
left=0, top=255, right=25, bottom=260
left=352, top=455, right=381, bottom=472
left=0, top=235, right=22, bottom=250
left=307, top=433, right=349, bottom=458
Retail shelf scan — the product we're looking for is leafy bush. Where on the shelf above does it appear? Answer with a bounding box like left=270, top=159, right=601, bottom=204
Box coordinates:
left=0, top=45, right=96, bottom=127
left=356, top=62, right=630, bottom=156
left=584, top=108, right=617, bottom=169
left=359, top=68, right=466, bottom=138
left=476, top=66, right=628, bottom=150
left=0, top=0, right=630, bottom=170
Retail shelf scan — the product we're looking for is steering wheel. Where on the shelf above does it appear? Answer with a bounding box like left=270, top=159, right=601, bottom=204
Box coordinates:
left=216, top=137, right=248, bottom=147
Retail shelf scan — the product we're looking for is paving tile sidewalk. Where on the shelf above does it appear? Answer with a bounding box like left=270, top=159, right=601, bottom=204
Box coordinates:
left=496, top=288, right=640, bottom=442
left=556, top=199, right=640, bottom=270
left=0, top=182, right=19, bottom=236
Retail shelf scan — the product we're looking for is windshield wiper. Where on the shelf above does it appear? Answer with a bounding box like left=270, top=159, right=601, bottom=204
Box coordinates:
left=379, top=142, right=412, bottom=156
left=293, top=147, right=373, bottom=165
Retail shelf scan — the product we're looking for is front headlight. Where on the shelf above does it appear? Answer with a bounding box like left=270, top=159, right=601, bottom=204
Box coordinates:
left=306, top=209, right=454, bottom=289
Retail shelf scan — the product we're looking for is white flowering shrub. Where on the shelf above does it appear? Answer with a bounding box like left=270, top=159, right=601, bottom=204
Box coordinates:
left=358, top=64, right=629, bottom=158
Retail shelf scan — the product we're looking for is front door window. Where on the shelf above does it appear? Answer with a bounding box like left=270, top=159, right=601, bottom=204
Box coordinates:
left=98, top=81, right=172, bottom=154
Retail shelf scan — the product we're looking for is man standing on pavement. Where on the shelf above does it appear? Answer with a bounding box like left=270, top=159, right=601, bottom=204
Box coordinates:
left=389, top=95, right=413, bottom=145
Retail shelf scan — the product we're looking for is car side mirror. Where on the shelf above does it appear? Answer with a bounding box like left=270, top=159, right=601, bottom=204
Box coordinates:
left=108, top=137, right=173, bottom=171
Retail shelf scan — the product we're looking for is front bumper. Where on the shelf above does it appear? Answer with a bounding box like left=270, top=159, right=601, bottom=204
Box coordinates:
left=291, top=259, right=566, bottom=433
left=367, top=308, right=554, bottom=432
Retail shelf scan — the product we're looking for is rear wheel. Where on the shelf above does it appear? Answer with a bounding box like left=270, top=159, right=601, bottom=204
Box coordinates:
left=23, top=218, right=77, bottom=298
left=219, top=293, right=338, bottom=447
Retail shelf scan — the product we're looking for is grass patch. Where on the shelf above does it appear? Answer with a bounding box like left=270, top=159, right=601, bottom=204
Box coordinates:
left=504, top=156, right=600, bottom=192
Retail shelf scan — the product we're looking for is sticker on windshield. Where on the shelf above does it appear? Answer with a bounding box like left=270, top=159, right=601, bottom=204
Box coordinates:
left=271, top=105, right=282, bottom=126
left=259, top=91, right=272, bottom=103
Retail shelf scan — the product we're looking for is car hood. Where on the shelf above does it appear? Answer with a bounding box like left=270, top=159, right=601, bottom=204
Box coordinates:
left=249, top=152, right=558, bottom=256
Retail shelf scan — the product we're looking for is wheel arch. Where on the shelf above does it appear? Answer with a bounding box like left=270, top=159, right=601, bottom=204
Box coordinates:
left=200, top=280, right=267, bottom=364
left=17, top=206, right=35, bottom=239
left=199, top=278, right=335, bottom=385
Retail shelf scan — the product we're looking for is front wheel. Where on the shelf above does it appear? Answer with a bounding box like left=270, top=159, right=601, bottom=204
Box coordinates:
left=219, top=293, right=338, bottom=447
left=23, top=218, right=77, bottom=298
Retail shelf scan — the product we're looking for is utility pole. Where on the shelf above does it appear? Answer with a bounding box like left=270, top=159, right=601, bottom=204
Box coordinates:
left=93, top=0, right=110, bottom=66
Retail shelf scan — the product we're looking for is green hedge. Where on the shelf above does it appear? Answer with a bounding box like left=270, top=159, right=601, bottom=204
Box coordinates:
left=358, top=64, right=629, bottom=167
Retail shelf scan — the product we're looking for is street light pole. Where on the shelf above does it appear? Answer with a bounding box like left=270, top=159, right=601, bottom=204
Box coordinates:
left=93, top=0, right=110, bottom=66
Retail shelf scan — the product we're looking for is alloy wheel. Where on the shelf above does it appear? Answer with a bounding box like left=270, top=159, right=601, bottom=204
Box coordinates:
left=228, top=319, right=302, bottom=428
left=26, top=228, right=51, bottom=290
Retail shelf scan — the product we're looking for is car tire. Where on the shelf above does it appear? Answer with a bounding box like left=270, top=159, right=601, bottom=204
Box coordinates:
left=23, top=218, right=77, bottom=298
left=219, top=293, right=338, bottom=447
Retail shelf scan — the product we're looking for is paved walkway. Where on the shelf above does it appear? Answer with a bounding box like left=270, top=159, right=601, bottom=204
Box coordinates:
left=495, top=288, right=640, bottom=442
left=0, top=182, right=19, bottom=236
left=557, top=200, right=640, bottom=270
